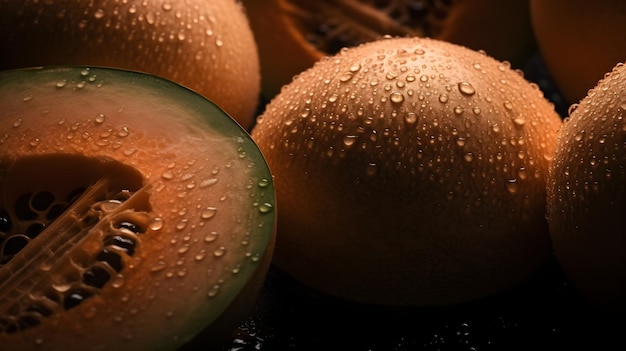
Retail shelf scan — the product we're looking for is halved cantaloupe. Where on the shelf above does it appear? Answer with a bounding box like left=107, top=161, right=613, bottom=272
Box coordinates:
left=0, top=66, right=276, bottom=350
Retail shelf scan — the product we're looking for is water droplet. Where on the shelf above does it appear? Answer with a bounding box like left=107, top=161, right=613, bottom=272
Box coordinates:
left=95, top=113, right=106, bottom=124
left=472, top=106, right=482, bottom=115
left=161, top=171, right=174, bottom=180
left=117, top=127, right=130, bottom=138
left=94, top=9, right=105, bottom=19
left=257, top=178, right=270, bottom=188
left=405, top=112, right=418, bottom=125
left=204, top=231, right=219, bottom=243
left=567, top=103, right=579, bottom=116
left=213, top=246, right=226, bottom=257
left=207, top=285, right=220, bottom=298
left=456, top=137, right=467, bottom=147
left=513, top=115, right=525, bottom=127
left=343, top=135, right=357, bottom=146
left=13, top=118, right=23, bottom=128
left=201, top=207, right=217, bottom=219
left=162, top=2, right=173, bottom=11
left=366, top=163, right=377, bottom=176
left=386, top=71, right=398, bottom=80
left=464, top=153, right=474, bottom=162
left=503, top=101, right=513, bottom=110
left=258, top=203, right=273, bottom=214
left=328, top=94, right=338, bottom=103
left=518, top=167, right=528, bottom=180
left=390, top=92, right=404, bottom=104
left=111, top=274, right=125, bottom=288
left=458, top=82, right=476, bottom=96
left=454, top=106, right=464, bottom=115
left=175, top=219, right=188, bottom=230
left=506, top=179, right=519, bottom=194
left=574, top=131, right=584, bottom=142
left=194, top=250, right=206, bottom=261
left=339, top=72, right=354, bottom=82
left=438, top=93, right=449, bottom=104
left=200, top=177, right=218, bottom=188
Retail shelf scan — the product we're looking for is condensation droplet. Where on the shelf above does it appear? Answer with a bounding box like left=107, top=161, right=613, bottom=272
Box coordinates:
left=438, top=93, right=449, bottom=104
left=506, top=179, right=519, bottom=194
left=458, top=82, right=476, bottom=96
left=574, top=131, right=584, bottom=142
left=207, top=285, right=220, bottom=298
left=366, top=163, right=377, bottom=176
left=258, top=203, right=273, bottom=214
left=175, top=219, right=188, bottom=231
left=93, top=9, right=105, bottom=19
left=568, top=103, right=579, bottom=116
left=213, top=246, right=226, bottom=257
left=111, top=274, right=124, bottom=288
left=257, top=178, right=270, bottom=188
left=339, top=72, right=354, bottom=82
left=194, top=250, right=206, bottom=261
left=405, top=112, right=418, bottom=125
left=201, top=207, right=217, bottom=219
left=204, top=231, right=219, bottom=243
left=343, top=135, right=357, bottom=146
left=390, top=92, right=404, bottom=104
left=150, top=260, right=167, bottom=272
left=200, top=178, right=218, bottom=188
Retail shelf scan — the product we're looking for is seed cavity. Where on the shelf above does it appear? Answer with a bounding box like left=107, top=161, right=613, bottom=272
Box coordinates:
left=0, top=154, right=152, bottom=334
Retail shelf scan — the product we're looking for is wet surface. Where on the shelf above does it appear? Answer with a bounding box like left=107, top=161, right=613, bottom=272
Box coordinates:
left=219, top=54, right=624, bottom=351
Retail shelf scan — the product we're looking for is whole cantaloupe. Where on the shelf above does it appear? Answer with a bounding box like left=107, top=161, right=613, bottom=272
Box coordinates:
left=252, top=36, right=562, bottom=306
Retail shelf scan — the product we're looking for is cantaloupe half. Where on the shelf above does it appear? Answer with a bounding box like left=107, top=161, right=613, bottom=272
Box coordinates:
left=0, top=66, right=276, bottom=350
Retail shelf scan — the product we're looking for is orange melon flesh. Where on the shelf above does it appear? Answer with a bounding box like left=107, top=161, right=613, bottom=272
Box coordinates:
left=0, top=66, right=275, bottom=350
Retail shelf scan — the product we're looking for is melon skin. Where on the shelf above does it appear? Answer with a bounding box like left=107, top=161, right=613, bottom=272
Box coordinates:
left=0, top=0, right=261, bottom=129
left=0, top=66, right=276, bottom=350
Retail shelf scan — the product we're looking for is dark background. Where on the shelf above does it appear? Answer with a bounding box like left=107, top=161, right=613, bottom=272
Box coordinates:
left=219, top=53, right=625, bottom=351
